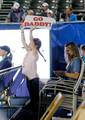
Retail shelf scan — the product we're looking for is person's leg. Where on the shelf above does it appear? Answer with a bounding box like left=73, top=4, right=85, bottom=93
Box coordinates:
left=28, top=78, right=39, bottom=120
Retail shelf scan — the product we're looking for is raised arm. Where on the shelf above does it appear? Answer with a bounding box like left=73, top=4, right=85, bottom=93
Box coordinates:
left=21, top=25, right=29, bottom=51
left=29, top=27, right=37, bottom=51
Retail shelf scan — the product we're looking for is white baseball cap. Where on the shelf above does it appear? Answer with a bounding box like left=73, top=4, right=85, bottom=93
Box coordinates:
left=42, top=2, right=49, bottom=7
left=47, top=10, right=53, bottom=14
left=13, top=2, right=20, bottom=9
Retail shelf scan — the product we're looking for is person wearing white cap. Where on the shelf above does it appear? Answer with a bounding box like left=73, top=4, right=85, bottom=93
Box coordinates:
left=5, top=2, right=25, bottom=23
left=41, top=2, right=51, bottom=17
left=12, top=1, right=20, bottom=9
left=47, top=9, right=54, bottom=17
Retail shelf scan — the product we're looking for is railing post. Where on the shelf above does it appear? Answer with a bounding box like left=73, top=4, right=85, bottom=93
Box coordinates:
left=73, top=92, right=77, bottom=115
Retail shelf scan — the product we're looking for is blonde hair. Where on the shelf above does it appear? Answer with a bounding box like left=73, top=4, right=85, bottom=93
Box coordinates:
left=65, top=42, right=80, bottom=61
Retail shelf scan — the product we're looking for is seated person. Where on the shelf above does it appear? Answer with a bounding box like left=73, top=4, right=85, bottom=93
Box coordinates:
left=65, top=6, right=77, bottom=21
left=53, top=42, right=82, bottom=118
left=24, top=9, right=34, bottom=23
left=54, top=42, right=81, bottom=80
left=0, top=45, right=12, bottom=70
left=40, top=2, right=52, bottom=17
left=80, top=44, right=85, bottom=62
left=5, top=2, right=25, bottom=23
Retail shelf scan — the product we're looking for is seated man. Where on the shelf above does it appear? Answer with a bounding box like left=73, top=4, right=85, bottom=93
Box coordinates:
left=80, top=44, right=85, bottom=62
left=5, top=2, right=25, bottom=23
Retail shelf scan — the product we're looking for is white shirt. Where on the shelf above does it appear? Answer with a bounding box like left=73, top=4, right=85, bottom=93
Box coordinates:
left=22, top=50, right=39, bottom=79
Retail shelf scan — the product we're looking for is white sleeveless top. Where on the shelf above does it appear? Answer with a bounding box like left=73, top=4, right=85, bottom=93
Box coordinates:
left=22, top=50, right=39, bottom=79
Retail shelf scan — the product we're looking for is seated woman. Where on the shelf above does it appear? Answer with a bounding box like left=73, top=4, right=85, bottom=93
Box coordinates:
left=52, top=42, right=82, bottom=118
left=55, top=42, right=81, bottom=80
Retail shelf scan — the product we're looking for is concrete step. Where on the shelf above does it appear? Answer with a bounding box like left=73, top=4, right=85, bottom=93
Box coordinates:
left=0, top=20, right=5, bottom=23
left=3, top=0, right=14, bottom=4
left=2, top=4, right=12, bottom=9
left=0, top=9, right=10, bottom=12
left=0, top=14, right=7, bottom=21
left=0, top=10, right=10, bottom=14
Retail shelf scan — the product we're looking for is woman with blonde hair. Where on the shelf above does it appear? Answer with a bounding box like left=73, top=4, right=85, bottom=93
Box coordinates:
left=55, top=42, right=81, bottom=80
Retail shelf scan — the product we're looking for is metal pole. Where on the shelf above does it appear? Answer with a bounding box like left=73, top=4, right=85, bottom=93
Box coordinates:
left=84, top=0, right=85, bottom=9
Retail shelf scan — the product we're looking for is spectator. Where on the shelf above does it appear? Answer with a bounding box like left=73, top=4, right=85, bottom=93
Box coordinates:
left=21, top=25, right=46, bottom=119
left=5, top=2, right=25, bottom=23
left=47, top=9, right=54, bottom=18
left=80, top=44, right=85, bottom=62
left=77, top=13, right=83, bottom=21
left=40, top=2, right=52, bottom=17
left=65, top=6, right=77, bottom=21
left=26, top=9, right=34, bottom=16
left=54, top=42, right=81, bottom=80
left=0, top=45, right=12, bottom=99
left=47, top=9, right=56, bottom=23
left=24, top=9, right=34, bottom=22
left=59, top=13, right=66, bottom=22
left=0, top=45, right=12, bottom=70
left=0, top=0, right=3, bottom=9
left=21, top=26, right=41, bottom=120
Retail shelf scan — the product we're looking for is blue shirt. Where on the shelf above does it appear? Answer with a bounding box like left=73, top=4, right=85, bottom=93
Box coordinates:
left=0, top=55, right=12, bottom=70
left=69, top=13, right=77, bottom=21
left=66, top=57, right=81, bottom=73
left=81, top=56, right=85, bottom=63
left=8, top=8, right=25, bottom=22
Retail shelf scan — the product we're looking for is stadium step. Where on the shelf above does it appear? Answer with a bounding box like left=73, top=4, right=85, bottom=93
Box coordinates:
left=0, top=0, right=14, bottom=22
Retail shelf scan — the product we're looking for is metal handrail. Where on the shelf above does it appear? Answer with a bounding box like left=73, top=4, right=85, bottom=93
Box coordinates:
left=74, top=61, right=85, bottom=94
left=0, top=65, right=21, bottom=76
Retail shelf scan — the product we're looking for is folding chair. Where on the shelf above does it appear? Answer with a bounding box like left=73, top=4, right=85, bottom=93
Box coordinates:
left=71, top=100, right=85, bottom=120
left=40, top=92, right=64, bottom=120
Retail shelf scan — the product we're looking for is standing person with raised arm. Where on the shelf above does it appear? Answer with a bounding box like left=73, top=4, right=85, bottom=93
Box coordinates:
left=21, top=25, right=42, bottom=120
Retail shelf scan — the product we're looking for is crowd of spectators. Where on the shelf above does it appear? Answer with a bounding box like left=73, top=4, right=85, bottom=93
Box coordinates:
left=4, top=1, right=85, bottom=23
left=5, top=1, right=55, bottom=23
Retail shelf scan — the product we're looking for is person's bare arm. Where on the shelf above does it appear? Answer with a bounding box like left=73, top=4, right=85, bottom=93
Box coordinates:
left=65, top=72, right=80, bottom=79
left=29, top=27, right=37, bottom=51
left=54, top=70, right=80, bottom=79
left=21, top=25, right=29, bottom=51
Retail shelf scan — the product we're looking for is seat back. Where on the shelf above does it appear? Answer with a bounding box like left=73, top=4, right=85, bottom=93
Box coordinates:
left=71, top=101, right=85, bottom=120
left=40, top=92, right=64, bottom=120
left=74, top=61, right=85, bottom=93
